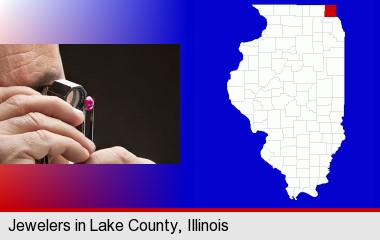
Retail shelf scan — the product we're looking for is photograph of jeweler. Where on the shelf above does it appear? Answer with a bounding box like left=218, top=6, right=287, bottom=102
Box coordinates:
left=0, top=44, right=180, bottom=164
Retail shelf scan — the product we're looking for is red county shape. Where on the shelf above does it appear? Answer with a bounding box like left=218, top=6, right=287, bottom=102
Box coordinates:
left=325, top=5, right=337, bottom=17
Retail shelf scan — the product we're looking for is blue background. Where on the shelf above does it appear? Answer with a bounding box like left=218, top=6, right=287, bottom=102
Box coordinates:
left=193, top=0, right=378, bottom=207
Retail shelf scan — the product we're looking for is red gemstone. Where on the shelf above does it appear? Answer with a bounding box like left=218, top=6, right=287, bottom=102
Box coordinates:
left=85, top=96, right=94, bottom=111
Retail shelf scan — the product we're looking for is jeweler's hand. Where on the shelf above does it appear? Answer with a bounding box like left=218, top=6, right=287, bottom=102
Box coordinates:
left=0, top=86, right=95, bottom=164
left=84, top=147, right=154, bottom=164
left=51, top=147, right=155, bottom=164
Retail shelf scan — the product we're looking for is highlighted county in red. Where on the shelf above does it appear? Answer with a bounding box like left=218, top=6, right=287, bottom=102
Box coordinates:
left=325, top=5, right=337, bottom=17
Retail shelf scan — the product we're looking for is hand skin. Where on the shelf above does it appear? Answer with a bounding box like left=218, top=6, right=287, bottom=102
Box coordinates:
left=0, top=44, right=154, bottom=164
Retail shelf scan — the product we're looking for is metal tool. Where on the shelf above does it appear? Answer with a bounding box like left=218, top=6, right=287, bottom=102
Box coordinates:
left=37, top=80, right=94, bottom=164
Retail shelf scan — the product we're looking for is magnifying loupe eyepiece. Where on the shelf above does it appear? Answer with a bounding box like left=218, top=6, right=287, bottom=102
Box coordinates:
left=43, top=79, right=87, bottom=109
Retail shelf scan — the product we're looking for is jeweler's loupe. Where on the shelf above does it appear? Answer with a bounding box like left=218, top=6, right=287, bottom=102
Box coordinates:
left=42, top=79, right=87, bottom=109
left=38, top=79, right=95, bottom=164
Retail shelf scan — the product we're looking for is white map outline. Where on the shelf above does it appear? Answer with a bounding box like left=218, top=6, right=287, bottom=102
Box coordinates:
left=227, top=5, right=345, bottom=199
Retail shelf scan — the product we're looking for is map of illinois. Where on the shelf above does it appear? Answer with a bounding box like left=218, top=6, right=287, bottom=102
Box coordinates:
left=227, top=5, right=345, bottom=199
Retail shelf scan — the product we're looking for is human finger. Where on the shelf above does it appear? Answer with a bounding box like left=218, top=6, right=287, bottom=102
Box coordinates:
left=0, top=86, right=40, bottom=103
left=0, top=94, right=84, bottom=126
left=84, top=147, right=155, bottom=164
left=0, top=112, right=95, bottom=153
left=0, top=130, right=90, bottom=164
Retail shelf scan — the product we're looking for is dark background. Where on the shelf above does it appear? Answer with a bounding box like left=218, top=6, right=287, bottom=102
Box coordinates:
left=59, top=44, right=180, bottom=164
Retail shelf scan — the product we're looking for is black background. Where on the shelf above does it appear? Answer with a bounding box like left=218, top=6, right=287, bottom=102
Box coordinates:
left=59, top=44, right=180, bottom=164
